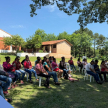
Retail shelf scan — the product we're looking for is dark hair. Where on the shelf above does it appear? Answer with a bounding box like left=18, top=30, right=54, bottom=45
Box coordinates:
left=49, top=56, right=51, bottom=60
left=53, top=58, right=56, bottom=61
left=37, top=56, right=40, bottom=60
left=37, top=57, right=41, bottom=64
left=83, top=58, right=86, bottom=61
left=78, top=58, right=80, bottom=61
left=70, top=57, right=72, bottom=59
left=25, top=55, right=29, bottom=59
left=95, top=60, right=98, bottom=63
left=61, top=56, right=65, bottom=60
left=15, top=56, right=20, bottom=61
left=5, top=56, right=10, bottom=61
left=101, top=61, right=105, bottom=65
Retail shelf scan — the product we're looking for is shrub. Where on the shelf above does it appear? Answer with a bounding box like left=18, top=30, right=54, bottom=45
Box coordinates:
left=17, top=50, right=24, bottom=53
left=39, top=50, right=43, bottom=53
left=0, top=52, right=16, bottom=56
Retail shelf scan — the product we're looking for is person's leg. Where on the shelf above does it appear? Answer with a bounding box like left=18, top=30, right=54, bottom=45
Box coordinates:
left=0, top=86, right=5, bottom=99
left=96, top=71, right=103, bottom=81
left=103, top=72, right=107, bottom=81
left=30, top=69, right=38, bottom=79
left=38, top=73, right=50, bottom=87
left=25, top=69, right=32, bottom=81
left=15, top=70, right=21, bottom=81
left=47, top=71, right=58, bottom=83
left=87, top=71, right=99, bottom=82
left=19, top=69, right=25, bottom=81
left=0, top=75, right=12, bottom=91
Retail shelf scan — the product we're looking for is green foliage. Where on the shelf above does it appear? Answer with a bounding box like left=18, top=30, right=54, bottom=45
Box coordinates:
left=45, top=33, right=58, bottom=41
left=39, top=50, right=43, bottom=53
left=3, top=35, right=24, bottom=51
left=0, top=52, right=16, bottom=56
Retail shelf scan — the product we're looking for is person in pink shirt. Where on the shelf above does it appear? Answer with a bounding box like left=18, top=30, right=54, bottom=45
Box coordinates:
left=52, top=58, right=63, bottom=79
left=82, top=58, right=88, bottom=69
left=35, top=57, right=51, bottom=88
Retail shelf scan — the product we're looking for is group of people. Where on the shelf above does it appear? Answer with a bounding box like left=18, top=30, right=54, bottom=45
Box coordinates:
left=77, top=58, right=108, bottom=84
left=0, top=55, right=78, bottom=103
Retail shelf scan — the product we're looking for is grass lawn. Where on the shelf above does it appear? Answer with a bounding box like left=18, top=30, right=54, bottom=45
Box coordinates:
left=0, top=55, right=107, bottom=108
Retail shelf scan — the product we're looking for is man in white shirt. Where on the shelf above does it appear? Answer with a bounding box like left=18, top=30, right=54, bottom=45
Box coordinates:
left=86, top=61, right=102, bottom=84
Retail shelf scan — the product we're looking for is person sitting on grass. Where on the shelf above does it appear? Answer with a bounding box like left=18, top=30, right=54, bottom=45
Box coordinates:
left=0, top=81, right=12, bottom=103
left=86, top=60, right=102, bottom=84
left=3, top=56, right=18, bottom=88
left=100, top=61, right=108, bottom=82
left=12, top=56, right=25, bottom=84
left=68, top=57, right=76, bottom=72
left=52, top=58, right=63, bottom=79
left=94, top=60, right=103, bottom=81
left=35, top=58, right=51, bottom=89
left=43, top=58, right=60, bottom=85
left=59, top=57, right=71, bottom=78
left=23, top=56, right=38, bottom=83
left=77, top=58, right=83, bottom=72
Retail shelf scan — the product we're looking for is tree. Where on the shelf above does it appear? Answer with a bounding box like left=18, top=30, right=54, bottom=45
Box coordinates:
left=45, top=33, right=58, bottom=41
left=32, top=34, right=42, bottom=52
left=35, top=29, right=47, bottom=42
left=3, top=35, right=24, bottom=51
left=93, top=33, right=99, bottom=57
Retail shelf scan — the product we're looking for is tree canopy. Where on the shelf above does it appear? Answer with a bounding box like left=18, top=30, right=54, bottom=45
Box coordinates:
left=30, top=0, right=108, bottom=27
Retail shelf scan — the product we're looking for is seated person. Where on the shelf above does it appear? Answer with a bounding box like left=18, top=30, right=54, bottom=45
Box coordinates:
left=0, top=81, right=12, bottom=103
left=12, top=56, right=25, bottom=84
left=0, top=63, right=12, bottom=95
left=24, top=56, right=38, bottom=83
left=94, top=60, right=103, bottom=81
left=105, top=60, right=108, bottom=68
left=42, top=56, right=47, bottom=65
left=35, top=58, right=51, bottom=88
left=52, top=58, right=63, bottom=79
left=35, top=56, right=40, bottom=66
left=49, top=56, right=53, bottom=64
left=59, top=57, right=71, bottom=77
left=68, top=57, right=76, bottom=72
left=82, top=58, right=88, bottom=69
left=21, top=55, right=28, bottom=66
left=77, top=58, right=83, bottom=72
left=3, top=56, right=18, bottom=88
left=86, top=60, right=102, bottom=84
left=43, top=58, right=60, bottom=85
left=100, top=61, right=108, bottom=82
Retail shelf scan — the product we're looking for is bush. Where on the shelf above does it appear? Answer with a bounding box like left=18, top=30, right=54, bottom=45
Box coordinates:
left=39, top=50, right=43, bottom=53
left=0, top=52, right=16, bottom=56
left=17, top=50, right=24, bottom=53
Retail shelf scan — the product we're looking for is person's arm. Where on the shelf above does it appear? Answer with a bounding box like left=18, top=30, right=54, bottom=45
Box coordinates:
left=89, top=65, right=96, bottom=73
left=45, top=65, right=52, bottom=72
left=0, top=70, right=8, bottom=76
left=3, top=62, right=13, bottom=70
left=29, top=61, right=32, bottom=69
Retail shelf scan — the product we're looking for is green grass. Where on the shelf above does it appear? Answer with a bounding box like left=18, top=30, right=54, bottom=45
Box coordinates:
left=1, top=55, right=107, bottom=108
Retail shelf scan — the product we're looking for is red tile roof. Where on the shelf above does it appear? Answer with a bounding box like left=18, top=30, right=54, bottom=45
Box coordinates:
left=42, top=39, right=72, bottom=46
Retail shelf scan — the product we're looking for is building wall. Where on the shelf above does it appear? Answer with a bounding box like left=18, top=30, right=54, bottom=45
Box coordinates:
left=57, top=41, right=71, bottom=55
left=0, top=29, right=11, bottom=52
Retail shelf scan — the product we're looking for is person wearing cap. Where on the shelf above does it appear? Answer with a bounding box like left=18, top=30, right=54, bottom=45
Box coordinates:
left=86, top=60, right=102, bottom=84
left=23, top=56, right=38, bottom=83
left=59, top=57, right=71, bottom=78
left=12, top=56, right=25, bottom=84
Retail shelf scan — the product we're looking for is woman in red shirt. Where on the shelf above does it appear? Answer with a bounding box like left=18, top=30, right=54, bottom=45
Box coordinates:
left=24, top=56, right=38, bottom=83
left=12, top=56, right=25, bottom=84
left=100, top=61, right=108, bottom=81
left=68, top=57, right=76, bottom=72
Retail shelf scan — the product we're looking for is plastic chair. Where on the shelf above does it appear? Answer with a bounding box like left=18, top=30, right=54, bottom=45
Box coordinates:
left=84, top=69, right=94, bottom=82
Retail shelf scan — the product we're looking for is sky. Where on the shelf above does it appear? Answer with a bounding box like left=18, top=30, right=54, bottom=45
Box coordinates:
left=0, top=0, right=108, bottom=40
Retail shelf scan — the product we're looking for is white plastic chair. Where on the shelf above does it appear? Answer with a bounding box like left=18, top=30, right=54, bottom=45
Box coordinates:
left=84, top=68, right=94, bottom=82
left=66, top=63, right=73, bottom=73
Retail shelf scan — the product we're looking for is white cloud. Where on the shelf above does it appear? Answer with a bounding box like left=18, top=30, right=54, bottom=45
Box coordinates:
left=10, top=25, right=25, bottom=28
left=50, top=5, right=56, bottom=12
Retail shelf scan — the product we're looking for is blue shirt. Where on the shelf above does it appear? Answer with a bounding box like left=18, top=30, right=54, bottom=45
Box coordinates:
left=94, top=64, right=100, bottom=71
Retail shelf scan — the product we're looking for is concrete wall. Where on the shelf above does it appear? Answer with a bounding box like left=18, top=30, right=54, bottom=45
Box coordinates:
left=57, top=41, right=71, bottom=55
left=17, top=53, right=49, bottom=57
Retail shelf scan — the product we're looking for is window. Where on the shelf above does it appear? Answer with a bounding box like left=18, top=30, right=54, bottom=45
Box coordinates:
left=53, top=44, right=56, bottom=48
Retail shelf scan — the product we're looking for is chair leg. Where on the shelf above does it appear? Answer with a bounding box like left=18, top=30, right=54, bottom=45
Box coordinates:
left=26, top=73, right=28, bottom=81
left=90, top=76, right=92, bottom=82
left=39, top=77, right=41, bottom=87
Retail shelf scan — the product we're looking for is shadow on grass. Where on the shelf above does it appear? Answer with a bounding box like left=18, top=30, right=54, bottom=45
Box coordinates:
left=9, top=71, right=108, bottom=108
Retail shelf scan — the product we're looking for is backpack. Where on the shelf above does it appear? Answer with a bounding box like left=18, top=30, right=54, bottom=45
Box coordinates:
left=64, top=73, right=69, bottom=79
